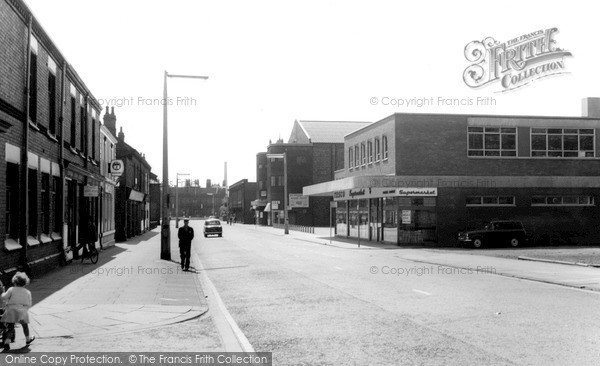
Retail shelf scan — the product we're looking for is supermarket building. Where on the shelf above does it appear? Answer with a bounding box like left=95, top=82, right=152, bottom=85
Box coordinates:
left=303, top=99, right=600, bottom=246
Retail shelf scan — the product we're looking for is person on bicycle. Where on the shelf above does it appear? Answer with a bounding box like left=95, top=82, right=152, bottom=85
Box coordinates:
left=77, top=216, right=97, bottom=259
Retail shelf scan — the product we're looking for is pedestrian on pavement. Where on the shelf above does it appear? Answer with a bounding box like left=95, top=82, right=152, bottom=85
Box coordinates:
left=178, top=218, right=194, bottom=271
left=1, top=272, right=35, bottom=351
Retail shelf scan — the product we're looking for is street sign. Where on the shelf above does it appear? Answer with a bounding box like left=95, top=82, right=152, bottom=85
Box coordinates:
left=330, top=201, right=338, bottom=208
left=83, top=185, right=99, bottom=197
left=289, top=194, right=309, bottom=208
left=110, top=159, right=124, bottom=176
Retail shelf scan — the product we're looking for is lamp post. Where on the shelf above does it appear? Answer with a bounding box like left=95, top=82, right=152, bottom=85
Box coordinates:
left=161, top=71, right=208, bottom=260
left=175, top=172, right=190, bottom=228
left=266, top=152, right=288, bottom=234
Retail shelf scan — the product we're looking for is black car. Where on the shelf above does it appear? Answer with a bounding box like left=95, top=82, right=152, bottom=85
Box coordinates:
left=458, top=220, right=527, bottom=248
left=203, top=219, right=223, bottom=238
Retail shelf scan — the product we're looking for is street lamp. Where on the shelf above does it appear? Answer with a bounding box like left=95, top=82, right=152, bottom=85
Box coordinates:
left=161, top=71, right=208, bottom=260
left=175, top=172, right=190, bottom=228
left=266, top=152, right=288, bottom=235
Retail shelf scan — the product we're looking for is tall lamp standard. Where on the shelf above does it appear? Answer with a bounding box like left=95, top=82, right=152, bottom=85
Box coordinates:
left=175, top=172, right=190, bottom=228
left=161, top=71, right=208, bottom=260
left=266, top=152, right=288, bottom=234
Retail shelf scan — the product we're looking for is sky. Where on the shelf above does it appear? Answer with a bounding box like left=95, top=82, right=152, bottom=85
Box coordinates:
left=23, top=0, right=600, bottom=186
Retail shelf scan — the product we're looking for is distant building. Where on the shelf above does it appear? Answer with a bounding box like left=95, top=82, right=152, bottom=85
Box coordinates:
left=115, top=126, right=152, bottom=241
left=170, top=184, right=227, bottom=219
left=257, top=120, right=371, bottom=227
left=149, top=172, right=160, bottom=229
left=228, top=179, right=257, bottom=224
left=99, top=107, right=118, bottom=247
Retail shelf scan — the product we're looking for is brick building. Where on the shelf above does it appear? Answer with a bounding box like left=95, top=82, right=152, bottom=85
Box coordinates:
left=170, top=184, right=227, bottom=220
left=257, top=120, right=370, bottom=227
left=304, top=100, right=600, bottom=246
left=0, top=0, right=103, bottom=280
left=228, top=179, right=257, bottom=224
left=114, top=127, right=152, bottom=241
left=99, top=107, right=118, bottom=247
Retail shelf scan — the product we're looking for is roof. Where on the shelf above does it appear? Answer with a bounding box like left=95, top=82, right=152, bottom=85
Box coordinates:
left=289, top=120, right=372, bottom=144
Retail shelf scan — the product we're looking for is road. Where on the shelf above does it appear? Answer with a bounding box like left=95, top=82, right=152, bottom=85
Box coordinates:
left=197, top=223, right=600, bottom=365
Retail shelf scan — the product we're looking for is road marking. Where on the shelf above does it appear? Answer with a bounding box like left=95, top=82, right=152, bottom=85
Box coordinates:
left=334, top=266, right=343, bottom=270
left=413, top=289, right=431, bottom=296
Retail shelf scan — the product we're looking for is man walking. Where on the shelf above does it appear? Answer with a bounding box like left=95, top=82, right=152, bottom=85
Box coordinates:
left=178, top=218, right=194, bottom=271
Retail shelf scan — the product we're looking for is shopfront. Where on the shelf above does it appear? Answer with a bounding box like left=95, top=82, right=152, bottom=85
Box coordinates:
left=332, top=187, right=438, bottom=245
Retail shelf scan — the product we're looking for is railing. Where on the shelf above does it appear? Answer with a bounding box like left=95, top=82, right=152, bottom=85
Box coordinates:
left=272, top=223, right=314, bottom=234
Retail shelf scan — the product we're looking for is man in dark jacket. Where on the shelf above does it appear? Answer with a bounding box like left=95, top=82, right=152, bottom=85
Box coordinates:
left=178, top=218, right=194, bottom=271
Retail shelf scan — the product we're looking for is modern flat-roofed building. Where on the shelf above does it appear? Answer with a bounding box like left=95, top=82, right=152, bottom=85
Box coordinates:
left=304, top=98, right=600, bottom=246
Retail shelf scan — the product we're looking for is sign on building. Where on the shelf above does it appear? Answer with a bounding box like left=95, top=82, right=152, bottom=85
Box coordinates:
left=289, top=194, right=309, bottom=208
left=401, top=210, right=412, bottom=224
left=110, top=159, right=124, bottom=176
left=83, top=185, right=99, bottom=197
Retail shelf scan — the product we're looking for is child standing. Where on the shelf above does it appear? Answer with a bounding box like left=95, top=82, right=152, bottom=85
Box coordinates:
left=1, top=272, right=34, bottom=351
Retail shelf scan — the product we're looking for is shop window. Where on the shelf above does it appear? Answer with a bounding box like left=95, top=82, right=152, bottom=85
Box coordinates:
left=384, top=209, right=396, bottom=228
left=52, top=176, right=61, bottom=233
left=468, top=127, right=516, bottom=157
left=41, top=173, right=50, bottom=234
left=375, top=138, right=381, bottom=161
left=382, top=135, right=389, bottom=160
left=6, top=163, right=20, bottom=239
left=531, top=195, right=594, bottom=206
left=367, top=140, right=373, bottom=164
left=28, top=169, right=37, bottom=237
left=531, top=128, right=594, bottom=157
left=349, top=147, right=354, bottom=169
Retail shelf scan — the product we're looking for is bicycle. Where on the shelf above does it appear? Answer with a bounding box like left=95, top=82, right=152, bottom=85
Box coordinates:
left=79, top=242, right=99, bottom=264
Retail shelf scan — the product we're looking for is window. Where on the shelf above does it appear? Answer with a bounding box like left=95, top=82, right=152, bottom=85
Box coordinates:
left=367, top=140, right=373, bottom=164
left=6, top=163, right=19, bottom=239
left=28, top=39, right=38, bottom=124
left=531, top=128, right=594, bottom=157
left=382, top=135, right=389, bottom=160
left=531, top=196, right=594, bottom=206
left=375, top=138, right=381, bottom=161
left=349, top=147, right=354, bottom=169
left=354, top=145, right=359, bottom=167
left=270, top=175, right=283, bottom=186
left=70, top=94, right=76, bottom=146
left=28, top=169, right=37, bottom=237
left=52, top=176, right=61, bottom=233
left=41, top=173, right=50, bottom=234
left=468, top=127, right=516, bottom=157
left=360, top=143, right=366, bottom=166
left=466, top=196, right=515, bottom=206
left=80, top=97, right=85, bottom=151
left=91, top=114, right=96, bottom=159
left=48, top=58, right=57, bottom=134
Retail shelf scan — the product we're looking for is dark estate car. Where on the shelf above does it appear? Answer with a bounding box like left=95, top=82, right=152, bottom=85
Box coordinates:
left=204, top=219, right=223, bottom=238
left=458, top=220, right=527, bottom=249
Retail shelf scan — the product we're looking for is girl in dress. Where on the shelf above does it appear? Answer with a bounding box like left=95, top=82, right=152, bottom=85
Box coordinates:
left=1, top=272, right=34, bottom=351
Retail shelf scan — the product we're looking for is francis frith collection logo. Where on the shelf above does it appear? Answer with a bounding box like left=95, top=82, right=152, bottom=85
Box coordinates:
left=463, top=28, right=572, bottom=92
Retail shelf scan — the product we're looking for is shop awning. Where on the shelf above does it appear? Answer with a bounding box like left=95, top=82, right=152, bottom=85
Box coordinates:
left=264, top=203, right=271, bottom=212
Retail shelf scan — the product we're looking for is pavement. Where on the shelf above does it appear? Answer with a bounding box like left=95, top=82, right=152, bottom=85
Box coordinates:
left=25, top=225, right=209, bottom=343
left=239, top=224, right=600, bottom=292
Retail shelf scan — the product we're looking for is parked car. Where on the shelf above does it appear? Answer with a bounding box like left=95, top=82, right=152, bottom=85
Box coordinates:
left=204, top=219, right=223, bottom=238
left=458, top=220, right=527, bottom=248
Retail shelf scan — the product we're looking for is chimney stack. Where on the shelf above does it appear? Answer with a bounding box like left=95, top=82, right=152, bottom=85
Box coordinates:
left=118, top=126, right=125, bottom=141
left=582, top=97, right=600, bottom=118
left=103, top=106, right=117, bottom=136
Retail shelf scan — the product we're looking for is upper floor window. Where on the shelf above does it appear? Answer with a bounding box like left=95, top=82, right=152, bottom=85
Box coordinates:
left=348, top=147, right=354, bottom=169
left=531, top=195, right=594, bottom=206
left=466, top=196, right=515, bottom=206
left=28, top=35, right=39, bottom=124
left=375, top=138, right=381, bottom=161
left=468, top=127, right=516, bottom=157
left=382, top=135, right=389, bottom=160
left=367, top=140, right=373, bottom=164
left=48, top=57, right=57, bottom=135
left=360, top=143, right=366, bottom=166
left=354, top=145, right=359, bottom=167
left=531, top=128, right=594, bottom=158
